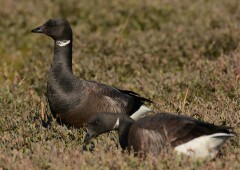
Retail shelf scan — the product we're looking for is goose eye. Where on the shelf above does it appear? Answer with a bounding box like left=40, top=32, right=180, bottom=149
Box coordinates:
left=92, top=120, right=99, bottom=126
left=49, top=22, right=56, bottom=27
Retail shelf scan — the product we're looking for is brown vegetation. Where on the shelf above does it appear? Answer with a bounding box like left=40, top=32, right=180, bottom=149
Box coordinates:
left=0, top=0, right=239, bottom=169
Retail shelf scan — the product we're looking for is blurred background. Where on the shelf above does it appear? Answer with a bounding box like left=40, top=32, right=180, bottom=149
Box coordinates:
left=0, top=0, right=239, bottom=169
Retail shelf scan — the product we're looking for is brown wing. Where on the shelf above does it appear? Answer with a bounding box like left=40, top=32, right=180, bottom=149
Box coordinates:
left=85, top=81, right=150, bottom=116
left=128, top=125, right=168, bottom=155
left=128, top=112, right=232, bottom=154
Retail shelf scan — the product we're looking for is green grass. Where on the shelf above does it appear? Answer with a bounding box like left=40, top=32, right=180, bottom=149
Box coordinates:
left=0, top=0, right=240, bottom=169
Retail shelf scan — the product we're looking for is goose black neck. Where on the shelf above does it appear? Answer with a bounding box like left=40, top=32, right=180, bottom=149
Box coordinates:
left=52, top=39, right=73, bottom=73
left=118, top=116, right=135, bottom=149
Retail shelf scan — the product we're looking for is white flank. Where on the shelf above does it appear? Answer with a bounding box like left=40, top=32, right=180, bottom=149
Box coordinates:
left=130, top=105, right=151, bottom=120
left=113, top=118, right=120, bottom=129
left=56, top=40, right=71, bottom=47
left=174, top=133, right=234, bottom=158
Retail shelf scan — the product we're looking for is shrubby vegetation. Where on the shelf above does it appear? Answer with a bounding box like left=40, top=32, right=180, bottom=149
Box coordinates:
left=0, top=0, right=239, bottom=169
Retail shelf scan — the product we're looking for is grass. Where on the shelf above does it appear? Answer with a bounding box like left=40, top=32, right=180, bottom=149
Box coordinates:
left=0, top=0, right=240, bottom=169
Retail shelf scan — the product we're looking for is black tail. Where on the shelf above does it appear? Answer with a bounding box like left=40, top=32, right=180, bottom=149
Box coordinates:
left=118, top=89, right=153, bottom=104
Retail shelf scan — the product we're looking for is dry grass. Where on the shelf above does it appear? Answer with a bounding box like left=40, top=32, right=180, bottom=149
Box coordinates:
left=0, top=0, right=240, bottom=169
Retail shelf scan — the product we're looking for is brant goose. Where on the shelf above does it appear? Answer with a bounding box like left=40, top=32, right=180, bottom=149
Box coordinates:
left=84, top=112, right=235, bottom=158
left=31, top=19, right=152, bottom=127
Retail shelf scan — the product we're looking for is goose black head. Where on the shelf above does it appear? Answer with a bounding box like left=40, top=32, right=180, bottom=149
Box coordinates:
left=31, top=19, right=72, bottom=40
left=83, top=112, right=121, bottom=144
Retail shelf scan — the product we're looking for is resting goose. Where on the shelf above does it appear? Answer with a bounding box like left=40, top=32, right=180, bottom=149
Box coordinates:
left=31, top=19, right=152, bottom=127
left=84, top=112, right=235, bottom=158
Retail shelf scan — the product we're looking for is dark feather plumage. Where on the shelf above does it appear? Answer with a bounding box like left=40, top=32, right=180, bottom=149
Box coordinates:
left=128, top=113, right=234, bottom=155
left=83, top=112, right=235, bottom=158
left=117, top=89, right=153, bottom=104
left=32, top=19, right=152, bottom=127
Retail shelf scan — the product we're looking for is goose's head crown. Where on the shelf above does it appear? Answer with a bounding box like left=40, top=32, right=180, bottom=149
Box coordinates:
left=31, top=19, right=72, bottom=40
left=83, top=112, right=121, bottom=144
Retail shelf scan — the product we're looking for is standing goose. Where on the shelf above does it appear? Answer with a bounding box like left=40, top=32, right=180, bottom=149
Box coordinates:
left=84, top=112, right=235, bottom=158
left=31, top=19, right=152, bottom=127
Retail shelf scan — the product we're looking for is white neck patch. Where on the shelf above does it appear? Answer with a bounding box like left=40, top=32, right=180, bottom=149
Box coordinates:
left=56, top=40, right=71, bottom=47
left=113, top=118, right=120, bottom=129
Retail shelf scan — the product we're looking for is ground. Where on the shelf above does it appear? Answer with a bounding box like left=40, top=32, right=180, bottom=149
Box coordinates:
left=0, top=0, right=239, bottom=169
